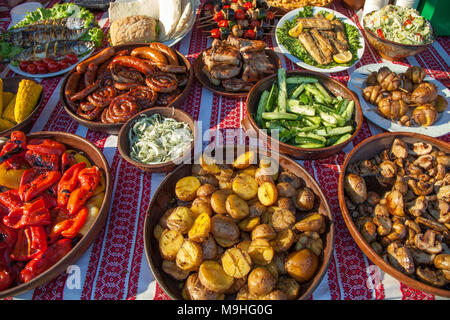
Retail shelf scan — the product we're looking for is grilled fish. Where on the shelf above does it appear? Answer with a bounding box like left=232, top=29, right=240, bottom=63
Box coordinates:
left=298, top=30, right=328, bottom=65
left=331, top=19, right=348, bottom=48
left=12, top=40, right=95, bottom=62
left=4, top=17, right=94, bottom=47
left=321, top=30, right=348, bottom=53
left=310, top=28, right=334, bottom=63
left=296, top=16, right=333, bottom=30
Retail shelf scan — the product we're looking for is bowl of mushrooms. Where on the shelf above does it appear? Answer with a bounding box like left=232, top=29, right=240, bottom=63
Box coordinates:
left=338, top=132, right=450, bottom=297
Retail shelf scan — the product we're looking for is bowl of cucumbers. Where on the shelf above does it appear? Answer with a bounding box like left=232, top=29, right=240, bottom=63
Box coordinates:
left=242, top=68, right=363, bottom=160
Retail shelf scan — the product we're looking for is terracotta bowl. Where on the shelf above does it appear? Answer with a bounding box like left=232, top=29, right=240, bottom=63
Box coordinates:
left=193, top=49, right=281, bottom=98
left=338, top=131, right=450, bottom=298
left=61, top=43, right=193, bottom=135
left=0, top=131, right=112, bottom=298
left=117, top=107, right=197, bottom=173
left=0, top=77, right=43, bottom=138
left=144, top=145, right=335, bottom=300
left=363, top=11, right=436, bottom=61
left=242, top=70, right=363, bottom=160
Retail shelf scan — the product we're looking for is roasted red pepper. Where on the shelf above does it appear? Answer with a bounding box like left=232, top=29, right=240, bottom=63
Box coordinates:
left=25, top=150, right=60, bottom=171
left=0, top=189, right=23, bottom=211
left=26, top=139, right=66, bottom=156
left=0, top=224, right=17, bottom=249
left=49, top=206, right=87, bottom=241
left=19, top=168, right=61, bottom=202
left=61, top=152, right=76, bottom=174
left=0, top=267, right=12, bottom=291
left=57, top=162, right=86, bottom=208
left=66, top=166, right=100, bottom=215
left=20, top=238, right=72, bottom=283
left=0, top=131, right=27, bottom=169
left=3, top=197, right=51, bottom=229
left=40, top=193, right=58, bottom=210
left=10, top=226, right=47, bottom=261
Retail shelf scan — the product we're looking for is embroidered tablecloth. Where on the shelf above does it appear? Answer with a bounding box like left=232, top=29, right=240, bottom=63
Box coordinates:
left=1, top=0, right=449, bottom=300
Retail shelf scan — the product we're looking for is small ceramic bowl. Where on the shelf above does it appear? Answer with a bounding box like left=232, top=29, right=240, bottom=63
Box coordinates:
left=118, top=107, right=197, bottom=173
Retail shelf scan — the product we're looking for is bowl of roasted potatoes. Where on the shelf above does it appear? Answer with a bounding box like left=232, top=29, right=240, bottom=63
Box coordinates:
left=144, top=146, right=334, bottom=300
left=339, top=132, right=450, bottom=297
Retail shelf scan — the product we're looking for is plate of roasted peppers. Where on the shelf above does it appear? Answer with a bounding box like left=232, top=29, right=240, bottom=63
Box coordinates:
left=0, top=130, right=112, bottom=298
left=348, top=62, right=450, bottom=138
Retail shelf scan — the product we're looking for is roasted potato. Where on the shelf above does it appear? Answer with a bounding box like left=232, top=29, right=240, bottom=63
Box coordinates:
left=188, top=213, right=211, bottom=243
left=248, top=200, right=267, bottom=218
left=251, top=224, right=277, bottom=241
left=276, top=276, right=300, bottom=300
left=261, top=290, right=288, bottom=300
left=272, top=209, right=296, bottom=232
left=295, top=188, right=315, bottom=211
left=237, top=240, right=252, bottom=253
left=159, top=229, right=184, bottom=261
left=222, top=247, right=252, bottom=278
left=167, top=206, right=195, bottom=234
left=233, top=151, right=256, bottom=169
left=255, top=167, right=275, bottom=185
left=153, top=224, right=164, bottom=241
left=276, top=182, right=296, bottom=198
left=277, top=197, right=295, bottom=211
left=285, top=249, right=319, bottom=283
left=197, top=184, right=217, bottom=197
left=162, top=260, right=190, bottom=281
left=210, top=189, right=233, bottom=214
left=226, top=194, right=250, bottom=220
left=198, top=260, right=234, bottom=293
left=278, top=171, right=302, bottom=189
left=239, top=165, right=258, bottom=178
left=270, top=229, right=295, bottom=252
left=214, top=236, right=239, bottom=248
left=176, top=176, right=201, bottom=201
left=186, top=273, right=222, bottom=300
left=225, top=276, right=247, bottom=295
left=247, top=267, right=276, bottom=296
left=201, top=235, right=218, bottom=260
left=211, top=214, right=240, bottom=241
left=200, top=154, right=221, bottom=175
left=176, top=239, right=203, bottom=271
left=248, top=239, right=274, bottom=265
left=294, top=213, right=326, bottom=234
left=191, top=197, right=213, bottom=217
left=257, top=182, right=278, bottom=206
left=197, top=174, right=219, bottom=187
left=238, top=216, right=261, bottom=232
left=232, top=173, right=258, bottom=200
left=159, top=208, right=175, bottom=228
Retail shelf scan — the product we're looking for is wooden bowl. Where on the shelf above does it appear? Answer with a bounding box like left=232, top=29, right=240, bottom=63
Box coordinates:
left=242, top=70, right=363, bottom=160
left=338, top=132, right=450, bottom=298
left=143, top=145, right=335, bottom=300
left=61, top=43, right=193, bottom=135
left=363, top=11, right=436, bottom=61
left=0, top=77, right=43, bottom=138
left=117, top=107, right=197, bottom=173
left=0, top=131, right=112, bottom=298
left=193, top=49, right=281, bottom=98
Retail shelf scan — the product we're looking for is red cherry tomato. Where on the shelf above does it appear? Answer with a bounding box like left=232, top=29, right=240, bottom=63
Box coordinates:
left=64, top=54, right=78, bottom=65
left=235, top=9, right=245, bottom=20
left=26, top=63, right=37, bottom=74
left=210, top=28, right=221, bottom=39
left=42, top=58, right=56, bottom=66
left=244, top=29, right=256, bottom=39
left=58, top=60, right=69, bottom=70
left=35, top=63, right=48, bottom=74
left=244, top=2, right=253, bottom=10
left=47, top=61, right=61, bottom=73
left=214, top=11, right=224, bottom=22
left=223, top=4, right=230, bottom=9
left=217, top=20, right=229, bottom=28
left=19, top=61, right=29, bottom=72
left=266, top=10, right=275, bottom=20
left=249, top=20, right=260, bottom=28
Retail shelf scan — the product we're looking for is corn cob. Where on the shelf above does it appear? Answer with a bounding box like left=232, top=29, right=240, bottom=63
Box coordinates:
left=14, top=79, right=42, bottom=123
left=0, top=118, right=14, bottom=132
left=2, top=92, right=15, bottom=108
left=2, top=94, right=17, bottom=124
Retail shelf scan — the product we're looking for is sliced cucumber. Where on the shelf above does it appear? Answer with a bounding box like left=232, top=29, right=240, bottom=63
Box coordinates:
left=286, top=76, right=319, bottom=84
left=266, top=83, right=278, bottom=112
left=256, top=90, right=269, bottom=125
left=287, top=100, right=316, bottom=116
left=262, top=112, right=299, bottom=121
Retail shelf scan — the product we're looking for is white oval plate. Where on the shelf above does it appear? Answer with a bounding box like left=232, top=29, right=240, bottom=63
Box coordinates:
left=8, top=49, right=94, bottom=78
left=275, top=6, right=365, bottom=73
left=348, top=62, right=450, bottom=138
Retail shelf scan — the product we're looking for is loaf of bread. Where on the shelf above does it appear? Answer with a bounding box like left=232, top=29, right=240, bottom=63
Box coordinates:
left=109, top=15, right=158, bottom=46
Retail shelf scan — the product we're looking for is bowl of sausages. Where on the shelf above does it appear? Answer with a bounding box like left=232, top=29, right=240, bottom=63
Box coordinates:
left=61, top=42, right=193, bottom=135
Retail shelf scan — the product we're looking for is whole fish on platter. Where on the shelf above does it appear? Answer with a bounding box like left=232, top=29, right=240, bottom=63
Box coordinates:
left=3, top=17, right=95, bottom=47
left=11, top=40, right=95, bottom=62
